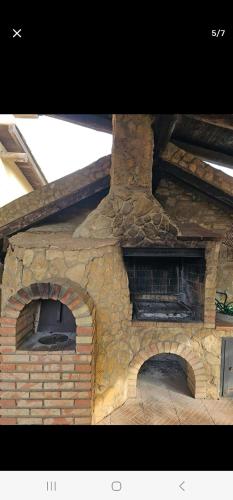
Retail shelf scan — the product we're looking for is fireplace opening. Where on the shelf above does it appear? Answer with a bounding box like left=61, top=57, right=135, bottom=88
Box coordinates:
left=17, top=299, right=76, bottom=351
left=137, top=353, right=193, bottom=399
left=123, top=248, right=205, bottom=322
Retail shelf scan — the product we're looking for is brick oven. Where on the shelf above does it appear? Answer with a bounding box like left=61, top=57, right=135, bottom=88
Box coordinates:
left=1, top=114, right=233, bottom=425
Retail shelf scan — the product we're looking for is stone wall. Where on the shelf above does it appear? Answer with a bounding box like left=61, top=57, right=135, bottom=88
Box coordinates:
left=2, top=118, right=233, bottom=425
left=2, top=161, right=233, bottom=423
left=156, top=174, right=233, bottom=299
left=0, top=227, right=227, bottom=424
left=217, top=246, right=233, bottom=300
left=0, top=234, right=131, bottom=423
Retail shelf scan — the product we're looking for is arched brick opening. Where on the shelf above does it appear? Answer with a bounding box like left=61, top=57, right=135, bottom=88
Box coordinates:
left=128, top=342, right=207, bottom=400
left=0, top=280, right=96, bottom=425
left=3, top=281, right=95, bottom=340
left=15, top=298, right=77, bottom=350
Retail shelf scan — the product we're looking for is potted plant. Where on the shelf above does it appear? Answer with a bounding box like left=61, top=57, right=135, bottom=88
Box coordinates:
left=215, top=291, right=233, bottom=323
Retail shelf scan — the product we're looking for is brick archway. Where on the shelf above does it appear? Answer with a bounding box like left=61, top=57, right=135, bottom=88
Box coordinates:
left=0, top=280, right=96, bottom=425
left=2, top=280, right=95, bottom=347
left=128, top=341, right=207, bottom=400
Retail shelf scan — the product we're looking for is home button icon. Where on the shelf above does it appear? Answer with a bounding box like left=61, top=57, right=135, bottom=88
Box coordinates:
left=111, top=481, right=122, bottom=492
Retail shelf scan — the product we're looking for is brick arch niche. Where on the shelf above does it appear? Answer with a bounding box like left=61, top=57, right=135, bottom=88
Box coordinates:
left=0, top=281, right=96, bottom=425
left=128, top=342, right=207, bottom=400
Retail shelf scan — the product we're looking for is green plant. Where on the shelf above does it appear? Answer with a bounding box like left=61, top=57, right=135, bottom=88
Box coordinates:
left=215, top=291, right=233, bottom=316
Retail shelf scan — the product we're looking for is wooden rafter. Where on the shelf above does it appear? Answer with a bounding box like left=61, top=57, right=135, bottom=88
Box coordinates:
left=8, top=124, right=47, bottom=186
left=0, top=152, right=28, bottom=162
left=184, top=114, right=233, bottom=131
left=45, top=114, right=112, bottom=134
left=0, top=124, right=47, bottom=188
left=154, top=114, right=180, bottom=160
left=14, top=115, right=39, bottom=119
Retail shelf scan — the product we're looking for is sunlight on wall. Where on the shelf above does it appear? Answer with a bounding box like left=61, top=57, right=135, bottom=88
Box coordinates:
left=0, top=156, right=33, bottom=208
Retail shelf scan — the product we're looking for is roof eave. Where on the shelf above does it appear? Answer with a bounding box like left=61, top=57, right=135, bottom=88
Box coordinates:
left=0, top=123, right=47, bottom=188
left=8, top=124, right=47, bottom=188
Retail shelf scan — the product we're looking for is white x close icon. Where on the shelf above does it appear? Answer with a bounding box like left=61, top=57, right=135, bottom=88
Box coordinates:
left=12, top=28, right=22, bottom=38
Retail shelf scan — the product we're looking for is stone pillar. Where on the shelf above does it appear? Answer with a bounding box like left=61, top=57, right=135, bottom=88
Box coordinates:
left=110, top=114, right=154, bottom=192
left=0, top=262, right=3, bottom=313
left=204, top=241, right=221, bottom=328
left=73, top=114, right=179, bottom=243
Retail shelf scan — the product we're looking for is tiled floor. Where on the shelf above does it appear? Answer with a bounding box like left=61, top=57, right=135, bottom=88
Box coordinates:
left=98, top=355, right=233, bottom=425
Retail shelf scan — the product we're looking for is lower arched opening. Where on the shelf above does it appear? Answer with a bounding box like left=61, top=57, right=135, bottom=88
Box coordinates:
left=137, top=353, right=194, bottom=400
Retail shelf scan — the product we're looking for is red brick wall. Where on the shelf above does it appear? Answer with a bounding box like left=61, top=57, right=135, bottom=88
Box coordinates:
left=0, top=281, right=96, bottom=425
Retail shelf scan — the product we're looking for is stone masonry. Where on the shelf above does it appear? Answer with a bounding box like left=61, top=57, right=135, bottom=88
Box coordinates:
left=74, top=115, right=179, bottom=245
left=1, top=115, right=233, bottom=425
left=0, top=229, right=225, bottom=423
left=161, top=142, right=233, bottom=198
left=156, top=173, right=233, bottom=301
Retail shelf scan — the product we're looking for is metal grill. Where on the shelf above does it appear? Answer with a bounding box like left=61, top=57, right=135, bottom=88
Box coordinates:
left=224, top=228, right=233, bottom=248
left=124, top=254, right=205, bottom=322
left=127, top=259, right=180, bottom=295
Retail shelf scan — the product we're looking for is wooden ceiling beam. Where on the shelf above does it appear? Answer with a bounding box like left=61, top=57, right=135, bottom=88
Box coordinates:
left=184, top=114, right=233, bottom=131
left=0, top=152, right=28, bottom=162
left=14, top=114, right=113, bottom=133
left=154, top=114, right=180, bottom=160
left=45, top=114, right=112, bottom=134
left=8, top=124, right=47, bottom=186
left=13, top=113, right=233, bottom=133
left=14, top=115, right=39, bottom=119
left=172, top=139, right=233, bottom=170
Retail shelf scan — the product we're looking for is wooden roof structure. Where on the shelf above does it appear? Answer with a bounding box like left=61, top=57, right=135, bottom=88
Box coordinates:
left=0, top=124, right=47, bottom=188
left=4, top=114, right=233, bottom=245
left=0, top=155, right=111, bottom=238
left=15, top=114, right=233, bottom=169
left=0, top=149, right=232, bottom=241
left=39, top=114, right=233, bottom=170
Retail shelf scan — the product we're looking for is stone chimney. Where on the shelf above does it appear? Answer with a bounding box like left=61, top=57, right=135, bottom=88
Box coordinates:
left=73, top=114, right=179, bottom=246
